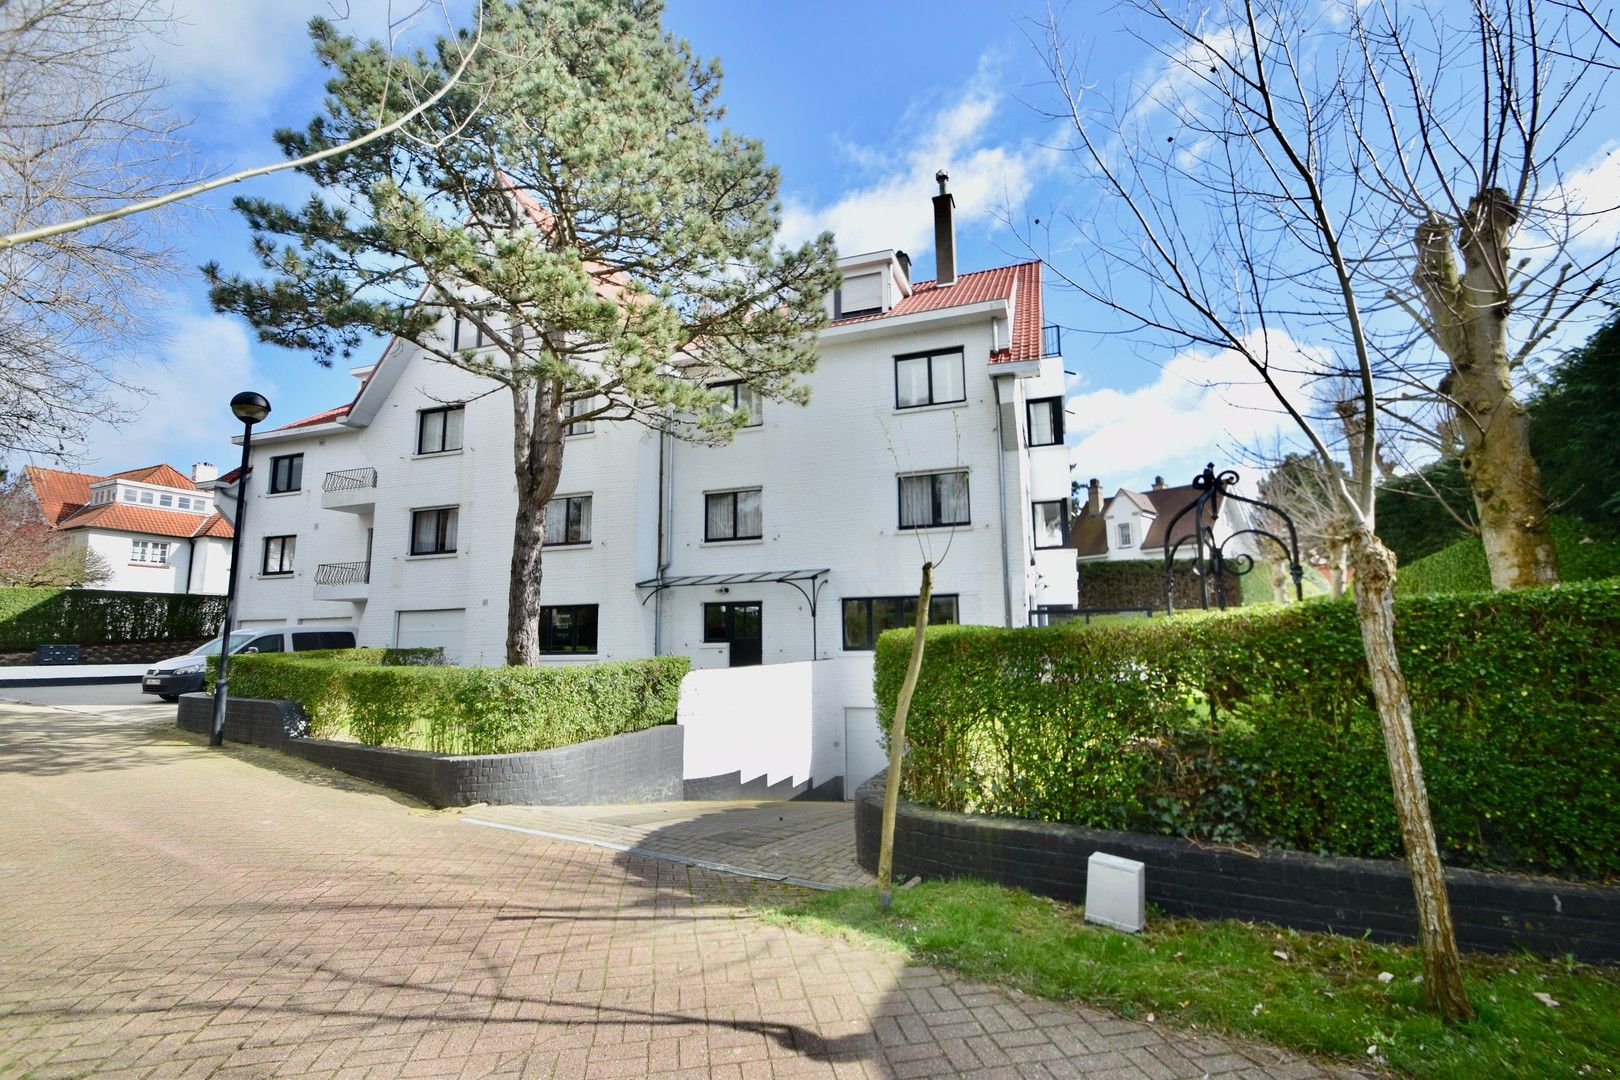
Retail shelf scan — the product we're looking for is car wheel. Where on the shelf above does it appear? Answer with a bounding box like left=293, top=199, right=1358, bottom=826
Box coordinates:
left=159, top=694, right=179, bottom=703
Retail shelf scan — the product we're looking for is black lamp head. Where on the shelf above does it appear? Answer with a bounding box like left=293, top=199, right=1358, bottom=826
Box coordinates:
left=230, top=391, right=272, bottom=425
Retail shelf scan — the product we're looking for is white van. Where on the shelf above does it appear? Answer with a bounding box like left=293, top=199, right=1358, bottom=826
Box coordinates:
left=142, top=625, right=359, bottom=701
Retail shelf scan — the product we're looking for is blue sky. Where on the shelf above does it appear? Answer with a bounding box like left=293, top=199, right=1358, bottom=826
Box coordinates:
left=64, top=0, right=1620, bottom=495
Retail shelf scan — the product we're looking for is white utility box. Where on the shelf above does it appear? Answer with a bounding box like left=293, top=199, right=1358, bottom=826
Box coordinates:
left=1084, top=851, right=1146, bottom=933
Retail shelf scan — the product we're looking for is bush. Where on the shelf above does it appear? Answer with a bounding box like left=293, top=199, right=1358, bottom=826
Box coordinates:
left=0, top=588, right=226, bottom=651
left=222, top=650, right=691, bottom=755
left=1398, top=516, right=1620, bottom=596
left=875, top=581, right=1620, bottom=880
left=1076, top=559, right=1245, bottom=611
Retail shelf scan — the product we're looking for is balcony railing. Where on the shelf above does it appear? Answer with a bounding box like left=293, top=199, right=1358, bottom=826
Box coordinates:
left=1042, top=323, right=1062, bottom=358
left=323, top=467, right=377, bottom=493
left=315, top=560, right=370, bottom=586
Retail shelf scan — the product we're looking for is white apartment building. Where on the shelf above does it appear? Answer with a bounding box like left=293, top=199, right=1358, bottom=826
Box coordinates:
left=232, top=190, right=1075, bottom=667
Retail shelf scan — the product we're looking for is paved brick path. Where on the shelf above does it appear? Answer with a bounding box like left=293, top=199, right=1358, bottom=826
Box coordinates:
left=464, top=801, right=873, bottom=888
left=0, top=700, right=1356, bottom=1079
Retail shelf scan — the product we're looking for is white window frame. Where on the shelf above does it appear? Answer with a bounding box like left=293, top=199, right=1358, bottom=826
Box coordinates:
left=1117, top=522, right=1133, bottom=548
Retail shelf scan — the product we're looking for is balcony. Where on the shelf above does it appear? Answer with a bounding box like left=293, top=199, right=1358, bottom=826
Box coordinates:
left=313, top=560, right=370, bottom=602
left=321, top=467, right=377, bottom=513
left=1042, top=323, right=1062, bottom=359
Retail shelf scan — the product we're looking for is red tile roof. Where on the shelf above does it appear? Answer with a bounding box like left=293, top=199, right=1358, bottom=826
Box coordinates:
left=272, top=404, right=352, bottom=431
left=105, top=464, right=195, bottom=488
left=24, top=466, right=93, bottom=526
left=830, top=260, right=1045, bottom=363
left=55, top=502, right=233, bottom=540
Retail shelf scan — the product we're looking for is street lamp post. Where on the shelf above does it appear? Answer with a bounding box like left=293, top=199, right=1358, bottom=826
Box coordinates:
left=211, top=391, right=272, bottom=747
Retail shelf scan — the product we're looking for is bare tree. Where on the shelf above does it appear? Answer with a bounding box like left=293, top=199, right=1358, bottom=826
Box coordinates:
left=0, top=473, right=111, bottom=586
left=1022, top=0, right=1546, bottom=1021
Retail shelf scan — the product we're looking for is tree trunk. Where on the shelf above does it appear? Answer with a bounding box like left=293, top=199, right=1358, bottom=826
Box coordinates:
left=1413, top=192, right=1559, bottom=590
left=1349, top=530, right=1473, bottom=1022
left=506, top=380, right=566, bottom=666
left=1268, top=559, right=1289, bottom=604
left=1326, top=538, right=1347, bottom=599
left=877, top=560, right=932, bottom=911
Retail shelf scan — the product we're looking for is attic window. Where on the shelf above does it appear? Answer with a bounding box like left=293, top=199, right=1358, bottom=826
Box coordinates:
left=837, top=271, right=882, bottom=318
left=1117, top=522, right=1132, bottom=548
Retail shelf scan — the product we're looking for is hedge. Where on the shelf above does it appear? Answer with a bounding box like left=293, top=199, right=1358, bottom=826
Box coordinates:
left=219, top=649, right=691, bottom=756
left=875, top=581, right=1620, bottom=880
left=1076, top=558, right=1245, bottom=611
left=1397, top=515, right=1620, bottom=596
left=0, top=588, right=226, bottom=651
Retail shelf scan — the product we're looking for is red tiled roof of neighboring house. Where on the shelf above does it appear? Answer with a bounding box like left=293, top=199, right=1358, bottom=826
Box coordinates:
left=24, top=466, right=93, bottom=526
left=1069, top=483, right=1213, bottom=557
left=190, top=511, right=234, bottom=539
left=830, top=261, right=1045, bottom=363
left=212, top=466, right=247, bottom=485
left=54, top=502, right=233, bottom=540
left=104, top=464, right=195, bottom=489
left=271, top=404, right=352, bottom=431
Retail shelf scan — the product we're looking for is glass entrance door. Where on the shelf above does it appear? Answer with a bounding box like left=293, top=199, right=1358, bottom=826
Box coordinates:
left=703, top=602, right=763, bottom=667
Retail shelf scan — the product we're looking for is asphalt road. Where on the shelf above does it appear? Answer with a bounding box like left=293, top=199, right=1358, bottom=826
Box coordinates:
left=0, top=681, right=167, bottom=708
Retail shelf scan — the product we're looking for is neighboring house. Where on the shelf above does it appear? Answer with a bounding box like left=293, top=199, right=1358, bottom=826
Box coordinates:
left=22, top=464, right=234, bottom=593
left=231, top=180, right=1074, bottom=667
left=1069, top=475, right=1250, bottom=564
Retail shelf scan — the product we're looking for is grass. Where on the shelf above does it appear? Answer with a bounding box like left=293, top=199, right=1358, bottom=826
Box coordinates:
left=1398, top=515, right=1620, bottom=596
left=765, top=879, right=1620, bottom=1079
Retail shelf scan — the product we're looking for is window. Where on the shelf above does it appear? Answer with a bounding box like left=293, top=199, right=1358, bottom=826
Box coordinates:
left=540, top=604, right=598, bottom=654
left=269, top=454, right=303, bottom=494
left=417, top=406, right=464, bottom=454
left=842, top=595, right=959, bottom=651
left=176, top=496, right=190, bottom=510
left=138, top=490, right=154, bottom=505
left=1117, top=522, right=1133, bottom=548
left=898, top=471, right=970, bottom=529
left=243, top=634, right=284, bottom=653
left=291, top=631, right=356, bottom=650
left=410, top=507, right=458, bottom=555
left=703, top=602, right=763, bottom=667
left=564, top=395, right=596, bottom=436
left=705, top=489, right=763, bottom=541
left=1027, top=397, right=1064, bottom=447
left=1033, top=501, right=1070, bottom=549
left=837, top=271, right=883, bottom=318
left=262, top=535, right=296, bottom=575
left=450, top=312, right=494, bottom=351
left=894, top=348, right=966, bottom=409
left=158, top=493, right=174, bottom=507
left=122, top=489, right=136, bottom=503
left=130, top=540, right=170, bottom=565
left=712, top=381, right=762, bottom=427
left=544, top=495, right=592, bottom=546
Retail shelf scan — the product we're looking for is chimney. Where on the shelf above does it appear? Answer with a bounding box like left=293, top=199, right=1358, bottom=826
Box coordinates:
left=895, top=249, right=912, bottom=288
left=191, top=462, right=218, bottom=484
left=932, top=170, right=956, bottom=287
left=1087, top=478, right=1102, bottom=514
left=1152, top=475, right=1165, bottom=491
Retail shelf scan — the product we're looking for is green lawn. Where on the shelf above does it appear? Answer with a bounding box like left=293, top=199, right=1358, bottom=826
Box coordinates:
left=765, top=880, right=1620, bottom=1079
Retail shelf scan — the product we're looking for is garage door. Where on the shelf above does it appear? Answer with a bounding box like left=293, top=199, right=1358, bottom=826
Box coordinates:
left=395, top=608, right=465, bottom=664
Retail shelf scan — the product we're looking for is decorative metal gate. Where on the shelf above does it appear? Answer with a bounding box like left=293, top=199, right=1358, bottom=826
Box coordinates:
left=1162, top=463, right=1305, bottom=613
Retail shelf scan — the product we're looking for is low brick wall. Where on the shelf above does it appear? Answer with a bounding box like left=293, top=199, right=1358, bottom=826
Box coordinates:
left=177, top=694, right=683, bottom=808
left=853, top=775, right=1620, bottom=963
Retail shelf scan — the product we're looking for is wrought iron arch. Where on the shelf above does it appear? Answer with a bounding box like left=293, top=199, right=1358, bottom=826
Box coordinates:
left=1162, top=464, right=1305, bottom=613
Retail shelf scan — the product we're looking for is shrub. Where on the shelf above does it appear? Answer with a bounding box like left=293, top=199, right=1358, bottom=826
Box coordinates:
left=1076, top=559, right=1245, bottom=611
left=0, top=588, right=226, bottom=650
left=875, top=581, right=1620, bottom=880
left=222, top=650, right=690, bottom=755
left=1397, top=516, right=1620, bottom=596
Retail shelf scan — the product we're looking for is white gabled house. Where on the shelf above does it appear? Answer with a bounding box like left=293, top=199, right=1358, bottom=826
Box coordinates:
left=1069, top=475, right=1250, bottom=564
left=23, top=464, right=234, bottom=593
left=232, top=180, right=1075, bottom=669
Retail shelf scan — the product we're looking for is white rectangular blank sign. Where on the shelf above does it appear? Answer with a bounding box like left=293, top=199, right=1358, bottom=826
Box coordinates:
left=1084, top=852, right=1146, bottom=933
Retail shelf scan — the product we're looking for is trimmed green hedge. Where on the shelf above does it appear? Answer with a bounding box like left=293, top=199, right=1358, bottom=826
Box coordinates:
left=875, top=582, right=1620, bottom=880
left=222, top=650, right=690, bottom=755
left=1077, top=559, right=1245, bottom=611
left=0, top=588, right=226, bottom=650
left=1397, top=516, right=1620, bottom=596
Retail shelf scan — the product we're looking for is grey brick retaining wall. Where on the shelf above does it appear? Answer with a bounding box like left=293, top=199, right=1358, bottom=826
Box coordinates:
left=853, top=775, right=1620, bottom=963
left=177, top=694, right=682, bottom=807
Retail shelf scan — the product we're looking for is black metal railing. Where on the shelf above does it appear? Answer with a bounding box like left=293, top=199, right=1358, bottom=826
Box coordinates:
left=323, top=467, right=377, bottom=493
left=1042, top=323, right=1062, bottom=358
left=314, top=560, right=370, bottom=586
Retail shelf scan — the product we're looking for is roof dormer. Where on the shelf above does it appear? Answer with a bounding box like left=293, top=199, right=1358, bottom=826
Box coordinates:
left=830, top=249, right=913, bottom=321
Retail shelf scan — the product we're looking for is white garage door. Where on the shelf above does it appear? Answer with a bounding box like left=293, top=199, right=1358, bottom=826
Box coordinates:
left=395, top=608, right=466, bottom=664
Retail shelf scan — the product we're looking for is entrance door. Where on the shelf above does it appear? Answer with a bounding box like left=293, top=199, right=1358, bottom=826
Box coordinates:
left=703, top=602, right=762, bottom=667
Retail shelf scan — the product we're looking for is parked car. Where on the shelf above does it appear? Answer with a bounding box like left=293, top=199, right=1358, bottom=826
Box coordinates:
left=142, top=625, right=358, bottom=701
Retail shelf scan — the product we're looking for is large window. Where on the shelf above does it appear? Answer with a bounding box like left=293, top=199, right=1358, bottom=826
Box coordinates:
left=262, top=535, right=295, bottom=575
left=894, top=348, right=966, bottom=409
left=269, top=454, right=303, bottom=494
left=564, top=396, right=597, bottom=436
left=705, top=489, right=763, bottom=541
left=417, top=406, right=464, bottom=454
left=1027, top=397, right=1064, bottom=447
left=898, top=471, right=970, bottom=529
left=842, top=594, right=959, bottom=651
left=540, top=604, right=598, bottom=654
left=712, top=381, right=763, bottom=427
left=1033, top=500, right=1070, bottom=549
left=410, top=507, right=459, bottom=555
left=130, top=540, right=170, bottom=565
left=544, top=495, right=592, bottom=546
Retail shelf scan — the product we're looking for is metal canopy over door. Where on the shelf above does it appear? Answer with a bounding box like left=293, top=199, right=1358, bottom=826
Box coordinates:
left=395, top=608, right=466, bottom=664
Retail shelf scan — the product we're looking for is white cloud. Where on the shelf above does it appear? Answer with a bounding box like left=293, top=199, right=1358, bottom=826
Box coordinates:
left=1066, top=331, right=1324, bottom=490
left=75, top=314, right=280, bottom=472
left=1559, top=140, right=1620, bottom=256
left=780, top=61, right=1051, bottom=262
